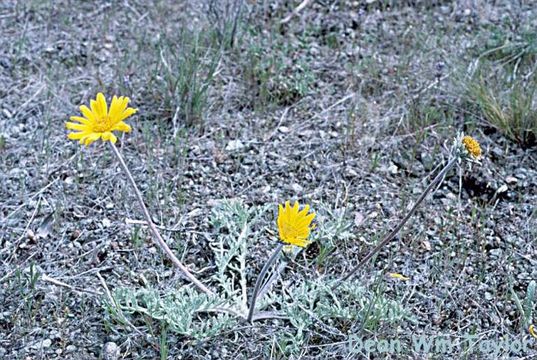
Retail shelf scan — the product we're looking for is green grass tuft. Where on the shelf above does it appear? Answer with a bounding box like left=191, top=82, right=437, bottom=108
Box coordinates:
left=467, top=73, right=537, bottom=147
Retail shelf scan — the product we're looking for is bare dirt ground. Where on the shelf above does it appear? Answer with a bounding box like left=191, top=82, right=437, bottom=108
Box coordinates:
left=1, top=0, right=536, bottom=359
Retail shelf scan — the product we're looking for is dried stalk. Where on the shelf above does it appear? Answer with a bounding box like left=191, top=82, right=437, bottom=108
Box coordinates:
left=332, top=157, right=458, bottom=290
left=109, top=142, right=213, bottom=295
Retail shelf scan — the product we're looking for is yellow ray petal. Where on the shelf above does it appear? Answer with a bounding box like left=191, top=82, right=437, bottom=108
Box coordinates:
left=108, top=95, right=124, bottom=121
left=101, top=131, right=118, bottom=143
left=96, top=92, right=108, bottom=117
left=291, top=238, right=309, bottom=247
left=90, top=99, right=100, bottom=118
left=80, top=105, right=96, bottom=122
left=68, top=132, right=91, bottom=140
left=111, top=121, right=132, bottom=133
left=304, top=212, right=316, bottom=224
left=69, top=116, right=91, bottom=125
left=298, top=204, right=310, bottom=217
left=66, top=122, right=89, bottom=131
left=118, top=107, right=137, bottom=122
left=284, top=201, right=291, bottom=223
left=84, top=133, right=101, bottom=146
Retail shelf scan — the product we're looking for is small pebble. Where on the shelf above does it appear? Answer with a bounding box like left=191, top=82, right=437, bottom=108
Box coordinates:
left=102, top=342, right=120, bottom=360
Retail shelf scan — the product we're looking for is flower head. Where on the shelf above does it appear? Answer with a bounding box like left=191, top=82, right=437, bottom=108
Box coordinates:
left=66, top=92, right=137, bottom=146
left=277, top=201, right=315, bottom=247
left=462, top=135, right=482, bottom=159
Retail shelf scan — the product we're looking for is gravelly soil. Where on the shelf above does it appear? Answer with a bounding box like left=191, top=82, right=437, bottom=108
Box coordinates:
left=1, top=1, right=536, bottom=359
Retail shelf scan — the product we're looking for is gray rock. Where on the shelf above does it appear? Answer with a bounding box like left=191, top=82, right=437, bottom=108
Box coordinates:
left=102, top=342, right=120, bottom=360
left=225, top=140, right=244, bottom=151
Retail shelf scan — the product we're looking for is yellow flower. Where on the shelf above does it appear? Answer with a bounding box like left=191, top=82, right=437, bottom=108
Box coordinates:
left=530, top=324, right=537, bottom=339
left=462, top=135, right=482, bottom=159
left=66, top=92, right=137, bottom=146
left=277, top=201, right=315, bottom=247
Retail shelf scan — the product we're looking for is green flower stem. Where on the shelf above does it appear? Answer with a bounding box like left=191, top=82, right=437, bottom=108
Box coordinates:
left=109, top=142, right=214, bottom=296
left=333, top=156, right=458, bottom=290
left=247, top=242, right=285, bottom=323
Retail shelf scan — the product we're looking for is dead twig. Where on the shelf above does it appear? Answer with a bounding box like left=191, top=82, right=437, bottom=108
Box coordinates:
left=281, top=0, right=313, bottom=24
left=41, top=273, right=102, bottom=296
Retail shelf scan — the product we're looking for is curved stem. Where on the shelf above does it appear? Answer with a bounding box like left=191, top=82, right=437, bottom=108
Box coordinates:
left=257, top=260, right=288, bottom=302
left=332, top=157, right=458, bottom=290
left=109, top=142, right=214, bottom=295
left=247, top=242, right=284, bottom=323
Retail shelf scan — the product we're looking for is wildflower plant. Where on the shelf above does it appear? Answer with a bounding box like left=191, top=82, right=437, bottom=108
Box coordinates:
left=333, top=133, right=484, bottom=289
left=66, top=93, right=212, bottom=295
left=65, top=99, right=484, bottom=343
left=247, top=201, right=315, bottom=322
left=103, top=199, right=407, bottom=345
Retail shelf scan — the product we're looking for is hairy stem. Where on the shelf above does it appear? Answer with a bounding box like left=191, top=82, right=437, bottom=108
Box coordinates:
left=247, top=242, right=285, bottom=323
left=333, top=157, right=458, bottom=290
left=109, top=142, right=214, bottom=295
